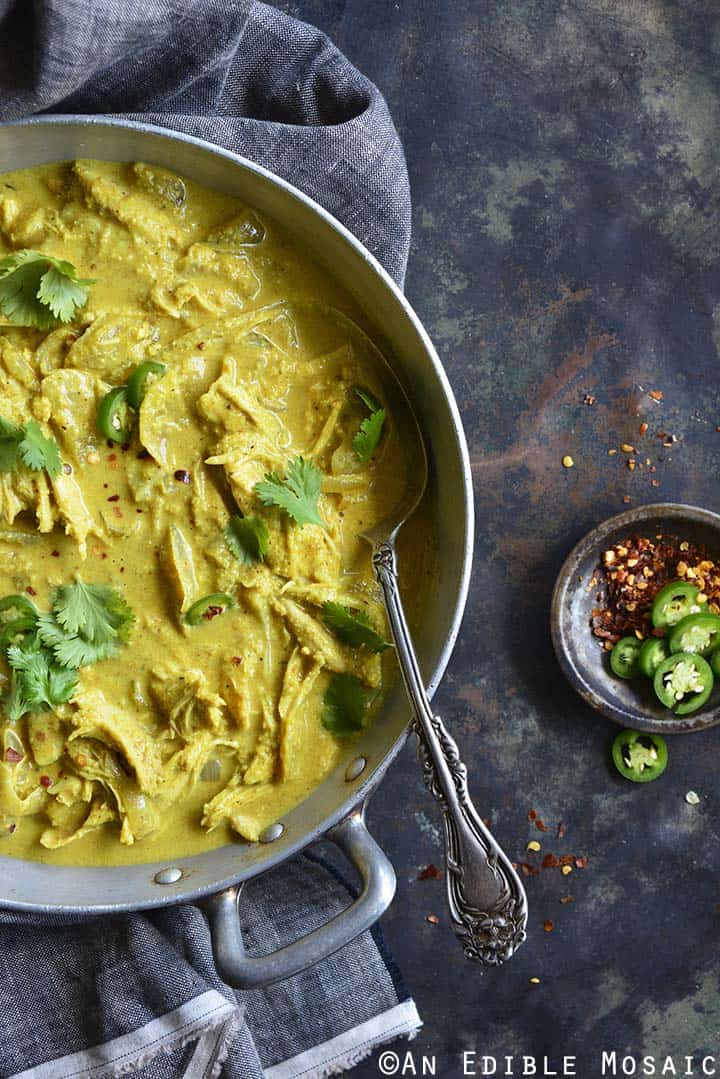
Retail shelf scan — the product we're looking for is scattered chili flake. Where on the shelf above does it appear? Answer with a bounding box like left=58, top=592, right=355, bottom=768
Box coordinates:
left=542, top=853, right=560, bottom=868
left=202, top=605, right=224, bottom=621
left=26, top=586, right=36, bottom=596
left=174, top=469, right=192, bottom=484
left=418, top=864, right=442, bottom=880
left=639, top=422, right=648, bottom=435
left=520, top=864, right=540, bottom=877
left=39, top=775, right=52, bottom=788
left=121, top=442, right=131, bottom=452
left=136, top=508, right=143, bottom=514
left=107, top=494, right=120, bottom=503
left=197, top=341, right=206, bottom=350
left=651, top=479, right=660, bottom=488
left=583, top=394, right=596, bottom=406
left=137, top=448, right=152, bottom=460
left=527, top=809, right=537, bottom=821
left=543, top=920, right=554, bottom=933
left=51, top=549, right=60, bottom=557
left=113, top=506, right=122, bottom=519
left=575, top=856, right=588, bottom=869
left=108, top=453, right=117, bottom=462
left=649, top=390, right=664, bottom=401
left=560, top=895, right=575, bottom=904
left=231, top=656, right=243, bottom=666
left=4, top=747, right=22, bottom=763
left=557, top=822, right=566, bottom=839
left=535, top=818, right=549, bottom=832
left=426, top=914, right=440, bottom=925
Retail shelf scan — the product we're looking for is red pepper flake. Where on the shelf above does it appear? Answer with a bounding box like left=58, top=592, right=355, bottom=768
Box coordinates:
left=557, top=822, right=566, bottom=839
left=121, top=442, right=131, bottom=452
left=108, top=453, right=117, bottom=462
left=574, top=856, right=588, bottom=869
left=622, top=495, right=632, bottom=504
left=4, top=747, right=22, bottom=763
left=113, top=506, right=122, bottom=519
left=418, top=864, right=442, bottom=881
left=39, top=775, right=52, bottom=788
left=560, top=895, right=574, bottom=904
left=542, top=853, right=560, bottom=868
left=51, top=549, right=60, bottom=558
left=535, top=819, right=549, bottom=832
left=520, top=863, right=540, bottom=877
left=230, top=656, right=243, bottom=666
left=583, top=394, right=596, bottom=406
left=101, top=552, right=108, bottom=560
left=203, top=605, right=223, bottom=621
left=543, top=920, right=555, bottom=933
left=174, top=469, right=192, bottom=484
left=107, top=494, right=120, bottom=503
left=649, top=390, right=664, bottom=401
left=527, top=810, right=537, bottom=821
left=639, top=422, right=648, bottom=435
left=559, top=854, right=575, bottom=866
left=137, top=449, right=152, bottom=460
left=426, top=914, right=440, bottom=925
left=483, top=818, right=491, bottom=829
left=197, top=341, right=206, bottom=350
left=26, top=586, right=36, bottom=596
left=136, top=508, right=143, bottom=514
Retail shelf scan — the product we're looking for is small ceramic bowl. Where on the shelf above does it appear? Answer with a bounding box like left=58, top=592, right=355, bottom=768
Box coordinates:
left=551, top=503, right=720, bottom=734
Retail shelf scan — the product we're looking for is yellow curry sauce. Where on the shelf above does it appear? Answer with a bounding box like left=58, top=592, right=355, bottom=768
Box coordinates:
left=0, top=159, right=416, bottom=866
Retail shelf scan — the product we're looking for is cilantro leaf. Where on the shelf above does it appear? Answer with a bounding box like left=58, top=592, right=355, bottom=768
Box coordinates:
left=352, top=388, right=386, bottom=463
left=322, top=601, right=391, bottom=653
left=321, top=673, right=368, bottom=737
left=36, top=612, right=115, bottom=669
left=5, top=641, right=78, bottom=714
left=255, top=456, right=325, bottom=529
left=18, top=421, right=62, bottom=477
left=0, top=250, right=93, bottom=329
left=0, top=417, right=23, bottom=473
left=225, top=514, right=269, bottom=565
left=52, top=580, right=135, bottom=648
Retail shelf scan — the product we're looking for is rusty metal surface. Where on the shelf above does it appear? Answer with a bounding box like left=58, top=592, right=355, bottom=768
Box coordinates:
left=287, top=1, right=720, bottom=1072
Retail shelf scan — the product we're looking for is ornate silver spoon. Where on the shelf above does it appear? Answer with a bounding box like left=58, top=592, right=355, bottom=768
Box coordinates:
left=362, top=356, right=528, bottom=966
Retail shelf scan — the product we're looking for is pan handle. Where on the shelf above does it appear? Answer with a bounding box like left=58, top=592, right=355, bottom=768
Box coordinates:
left=204, top=810, right=396, bottom=989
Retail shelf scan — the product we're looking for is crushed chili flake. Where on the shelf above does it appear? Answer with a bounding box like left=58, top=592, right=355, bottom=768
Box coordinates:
left=426, top=914, right=440, bottom=925
left=557, top=821, right=566, bottom=839
left=535, top=819, right=549, bottom=833
left=542, top=853, right=560, bottom=868
left=593, top=533, right=720, bottom=643
left=137, top=449, right=152, bottom=460
left=108, top=453, right=117, bottom=462
left=527, top=809, right=537, bottom=821
left=560, top=895, right=575, bottom=904
left=230, top=656, right=243, bottom=666
left=51, top=549, right=60, bottom=557
left=174, top=469, right=192, bottom=484
left=575, top=856, right=588, bottom=869
left=418, top=864, right=443, bottom=881
left=39, top=775, right=52, bottom=788
left=5, top=747, right=22, bottom=763
left=520, top=864, right=540, bottom=877
left=622, top=495, right=632, bottom=503
left=639, top=422, right=648, bottom=435
left=583, top=394, right=596, bottom=406
left=649, top=390, right=664, bottom=401
left=107, top=494, right=120, bottom=503
left=543, top=920, right=555, bottom=933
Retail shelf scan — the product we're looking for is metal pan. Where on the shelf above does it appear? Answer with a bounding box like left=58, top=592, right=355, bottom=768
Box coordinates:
left=0, top=118, right=474, bottom=988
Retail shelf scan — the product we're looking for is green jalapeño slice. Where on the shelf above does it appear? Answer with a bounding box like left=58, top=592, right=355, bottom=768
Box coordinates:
left=668, top=613, right=720, bottom=657
left=610, top=636, right=642, bottom=679
left=651, top=580, right=701, bottom=629
left=653, top=652, right=713, bottom=715
left=97, top=386, right=134, bottom=444
left=185, top=593, right=235, bottom=626
left=637, top=636, right=669, bottom=678
left=127, top=361, right=166, bottom=411
left=612, top=729, right=668, bottom=783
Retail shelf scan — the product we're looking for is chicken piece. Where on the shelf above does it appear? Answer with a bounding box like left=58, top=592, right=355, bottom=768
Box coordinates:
left=69, top=688, right=163, bottom=795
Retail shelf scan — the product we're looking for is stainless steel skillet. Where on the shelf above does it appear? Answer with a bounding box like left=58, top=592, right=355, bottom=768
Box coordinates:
left=0, top=118, right=474, bottom=987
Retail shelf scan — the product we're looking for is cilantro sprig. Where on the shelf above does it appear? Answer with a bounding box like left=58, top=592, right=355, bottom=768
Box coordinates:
left=352, top=388, right=386, bottom=463
left=322, top=602, right=391, bottom=653
left=225, top=514, right=269, bottom=565
left=255, top=456, right=325, bottom=529
left=1, top=581, right=134, bottom=720
left=0, top=250, right=93, bottom=329
left=0, top=417, right=62, bottom=478
left=321, top=673, right=368, bottom=738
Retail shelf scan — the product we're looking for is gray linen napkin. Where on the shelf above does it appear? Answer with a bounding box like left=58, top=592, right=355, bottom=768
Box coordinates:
left=0, top=1, right=420, bottom=1075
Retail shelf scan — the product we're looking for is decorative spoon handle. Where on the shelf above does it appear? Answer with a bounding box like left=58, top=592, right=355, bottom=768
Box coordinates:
left=373, top=541, right=528, bottom=965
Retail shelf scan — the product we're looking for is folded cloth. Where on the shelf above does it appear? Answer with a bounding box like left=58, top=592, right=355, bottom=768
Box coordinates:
left=0, top=1, right=419, bottom=1076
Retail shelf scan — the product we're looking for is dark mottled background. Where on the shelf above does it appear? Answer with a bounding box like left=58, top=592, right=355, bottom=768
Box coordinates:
left=283, top=2, right=720, bottom=1074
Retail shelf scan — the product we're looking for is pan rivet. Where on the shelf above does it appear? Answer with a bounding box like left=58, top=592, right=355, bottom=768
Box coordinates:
left=154, top=867, right=182, bottom=884
left=259, top=822, right=284, bottom=843
left=345, top=756, right=367, bottom=781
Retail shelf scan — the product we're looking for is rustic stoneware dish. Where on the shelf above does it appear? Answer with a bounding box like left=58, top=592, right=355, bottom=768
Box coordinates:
left=552, top=502, right=720, bottom=736
left=0, top=117, right=474, bottom=987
